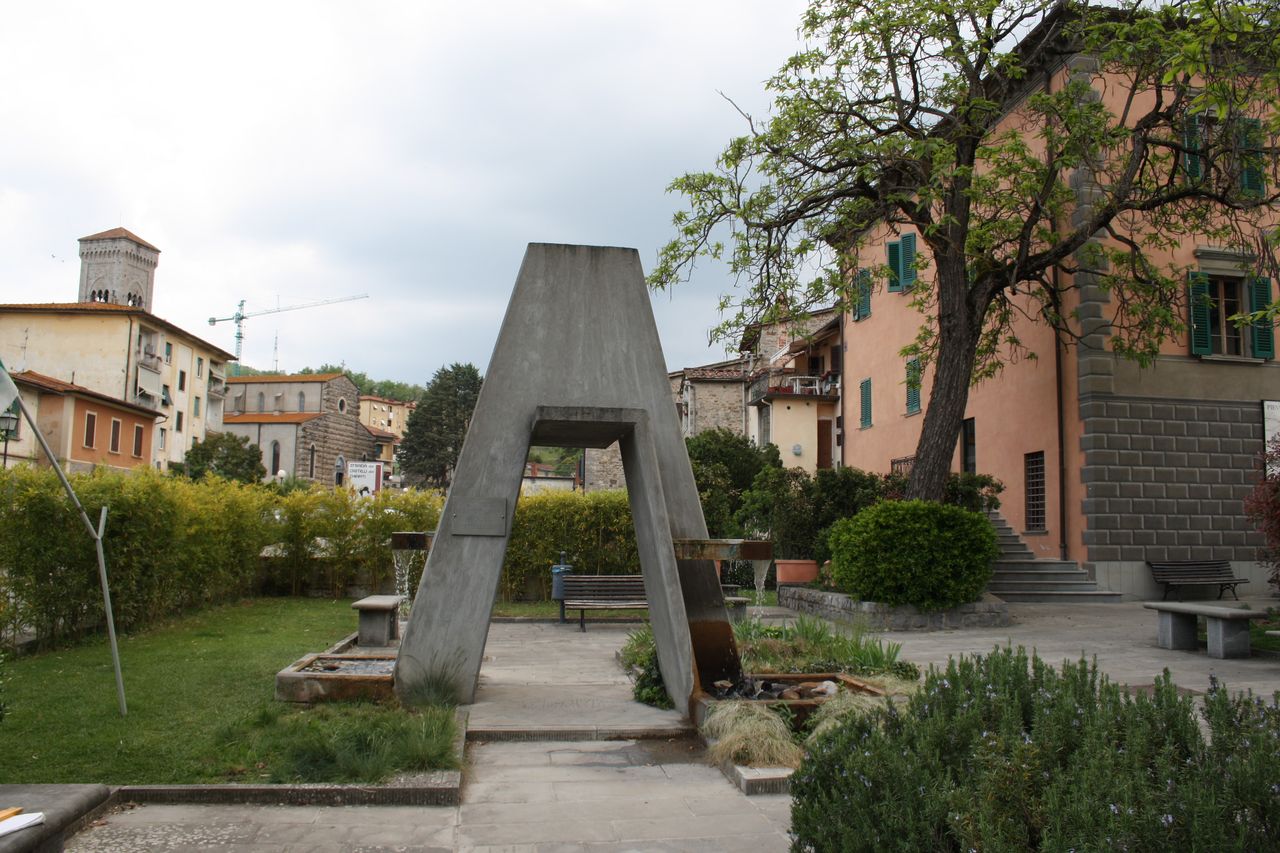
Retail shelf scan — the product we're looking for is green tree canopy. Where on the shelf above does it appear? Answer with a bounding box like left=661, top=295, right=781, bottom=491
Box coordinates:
left=652, top=0, right=1280, bottom=500
left=183, top=431, right=267, bottom=484
left=398, top=363, right=483, bottom=488
left=299, top=364, right=425, bottom=402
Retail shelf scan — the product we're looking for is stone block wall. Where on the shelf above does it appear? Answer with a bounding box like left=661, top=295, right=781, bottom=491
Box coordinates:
left=584, top=442, right=626, bottom=492
left=689, top=380, right=747, bottom=435
left=1079, top=394, right=1266, bottom=565
left=297, top=411, right=378, bottom=485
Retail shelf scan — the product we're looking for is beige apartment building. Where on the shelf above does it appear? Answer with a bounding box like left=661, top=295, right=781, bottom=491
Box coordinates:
left=0, top=228, right=233, bottom=470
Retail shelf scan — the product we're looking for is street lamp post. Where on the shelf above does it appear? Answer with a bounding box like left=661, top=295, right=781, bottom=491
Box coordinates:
left=0, top=407, right=18, bottom=468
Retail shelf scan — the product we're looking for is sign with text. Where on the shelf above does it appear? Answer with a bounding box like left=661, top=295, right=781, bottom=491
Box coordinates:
left=348, top=461, right=383, bottom=497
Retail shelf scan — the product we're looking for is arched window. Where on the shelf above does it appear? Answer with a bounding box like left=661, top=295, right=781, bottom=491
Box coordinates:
left=257, top=392, right=265, bottom=412
left=270, top=441, right=281, bottom=477
left=334, top=455, right=346, bottom=487
left=297, top=391, right=306, bottom=412
left=308, top=444, right=316, bottom=479
left=338, top=398, right=347, bottom=413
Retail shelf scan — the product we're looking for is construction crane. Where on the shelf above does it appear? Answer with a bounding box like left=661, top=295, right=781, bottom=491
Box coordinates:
left=209, top=293, right=369, bottom=375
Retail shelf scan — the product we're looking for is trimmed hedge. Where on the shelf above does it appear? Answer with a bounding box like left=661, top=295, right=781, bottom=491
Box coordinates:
left=0, top=467, right=444, bottom=649
left=792, top=646, right=1280, bottom=851
left=827, top=499, right=997, bottom=611
left=500, top=490, right=637, bottom=601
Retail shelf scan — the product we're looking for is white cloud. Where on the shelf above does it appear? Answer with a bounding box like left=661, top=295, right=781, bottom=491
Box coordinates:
left=0, top=0, right=810, bottom=384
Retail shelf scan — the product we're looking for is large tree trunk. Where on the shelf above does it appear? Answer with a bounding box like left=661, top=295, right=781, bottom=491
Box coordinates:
left=906, top=272, right=985, bottom=502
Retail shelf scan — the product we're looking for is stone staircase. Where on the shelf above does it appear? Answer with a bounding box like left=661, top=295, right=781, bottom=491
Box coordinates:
left=986, top=512, right=1122, bottom=603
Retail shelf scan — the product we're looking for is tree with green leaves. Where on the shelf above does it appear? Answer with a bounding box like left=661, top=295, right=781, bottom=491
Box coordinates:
left=398, top=363, right=483, bottom=488
left=182, top=431, right=266, bottom=483
left=652, top=0, right=1280, bottom=500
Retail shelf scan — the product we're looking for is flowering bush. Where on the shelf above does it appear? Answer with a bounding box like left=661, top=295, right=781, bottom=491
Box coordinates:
left=1244, top=434, right=1280, bottom=590
left=790, top=646, right=1280, bottom=851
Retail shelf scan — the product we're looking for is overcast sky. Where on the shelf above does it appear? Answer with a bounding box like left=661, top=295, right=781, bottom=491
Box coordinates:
left=0, top=1, right=810, bottom=387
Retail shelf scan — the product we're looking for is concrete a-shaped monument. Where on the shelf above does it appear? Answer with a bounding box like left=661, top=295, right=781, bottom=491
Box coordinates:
left=394, top=244, right=741, bottom=715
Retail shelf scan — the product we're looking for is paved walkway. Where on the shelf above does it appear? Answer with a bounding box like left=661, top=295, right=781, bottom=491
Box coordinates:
left=65, top=598, right=1280, bottom=851
left=67, top=621, right=789, bottom=852
left=875, top=593, right=1280, bottom=697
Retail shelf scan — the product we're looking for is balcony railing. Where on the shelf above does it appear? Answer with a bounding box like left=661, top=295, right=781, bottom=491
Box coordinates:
left=132, top=390, right=160, bottom=411
left=137, top=351, right=163, bottom=373
left=749, top=371, right=841, bottom=404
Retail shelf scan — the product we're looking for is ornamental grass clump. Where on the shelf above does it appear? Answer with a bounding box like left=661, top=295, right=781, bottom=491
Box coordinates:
left=701, top=700, right=804, bottom=768
left=790, top=645, right=1280, bottom=852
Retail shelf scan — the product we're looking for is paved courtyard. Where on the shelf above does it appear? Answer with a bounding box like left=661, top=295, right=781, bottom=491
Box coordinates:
left=65, top=596, right=1280, bottom=851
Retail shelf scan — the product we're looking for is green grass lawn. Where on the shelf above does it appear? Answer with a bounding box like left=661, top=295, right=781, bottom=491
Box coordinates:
left=0, top=597, right=457, bottom=785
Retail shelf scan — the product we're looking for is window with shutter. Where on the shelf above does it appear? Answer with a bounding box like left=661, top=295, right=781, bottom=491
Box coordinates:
left=856, top=269, right=871, bottom=319
left=859, top=378, right=872, bottom=429
left=1238, top=118, right=1265, bottom=197
left=887, top=242, right=902, bottom=292
left=1183, top=115, right=1202, bottom=181
left=906, top=359, right=921, bottom=414
left=1188, top=272, right=1212, bottom=355
left=901, top=234, right=917, bottom=289
left=1249, top=276, right=1274, bottom=359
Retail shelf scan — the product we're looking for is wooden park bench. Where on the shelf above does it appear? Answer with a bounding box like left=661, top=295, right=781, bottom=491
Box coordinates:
left=352, top=595, right=403, bottom=647
left=1146, top=560, right=1249, bottom=601
left=1143, top=601, right=1267, bottom=659
left=561, top=574, right=648, bottom=632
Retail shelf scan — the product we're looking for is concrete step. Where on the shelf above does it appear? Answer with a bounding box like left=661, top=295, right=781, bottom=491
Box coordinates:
left=991, top=570, right=1091, bottom=584
left=988, top=579, right=1101, bottom=594
left=993, top=559, right=1082, bottom=572
left=993, top=590, right=1124, bottom=604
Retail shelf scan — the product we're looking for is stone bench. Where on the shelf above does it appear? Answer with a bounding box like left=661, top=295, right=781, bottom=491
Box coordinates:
left=724, top=596, right=750, bottom=623
left=0, top=784, right=111, bottom=853
left=1143, top=601, right=1267, bottom=659
left=352, top=595, right=403, bottom=647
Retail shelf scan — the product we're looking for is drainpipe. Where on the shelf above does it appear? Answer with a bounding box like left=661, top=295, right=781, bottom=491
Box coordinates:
left=124, top=315, right=135, bottom=401
left=1047, top=64, right=1069, bottom=561
left=1053, top=269, right=1068, bottom=561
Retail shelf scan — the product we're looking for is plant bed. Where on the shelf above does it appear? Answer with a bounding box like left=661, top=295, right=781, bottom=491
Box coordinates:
left=691, top=671, right=884, bottom=728
left=779, top=585, right=1009, bottom=631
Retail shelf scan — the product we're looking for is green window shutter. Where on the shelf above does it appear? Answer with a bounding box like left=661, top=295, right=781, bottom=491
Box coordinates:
left=1183, top=115, right=1202, bottom=181
left=859, top=378, right=872, bottom=428
left=856, top=268, right=872, bottom=319
left=1238, top=118, right=1265, bottom=197
left=906, top=359, right=921, bottom=414
left=1188, top=272, right=1212, bottom=355
left=887, top=242, right=902, bottom=292
left=901, top=234, right=917, bottom=289
left=1249, top=276, right=1274, bottom=359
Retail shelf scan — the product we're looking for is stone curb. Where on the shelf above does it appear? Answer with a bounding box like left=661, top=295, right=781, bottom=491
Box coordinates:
left=719, top=762, right=795, bottom=796
left=779, top=586, right=1010, bottom=631
left=465, top=724, right=694, bottom=742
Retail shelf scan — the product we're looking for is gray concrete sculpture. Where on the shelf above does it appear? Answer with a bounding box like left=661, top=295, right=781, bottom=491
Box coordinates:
left=394, top=244, right=740, bottom=714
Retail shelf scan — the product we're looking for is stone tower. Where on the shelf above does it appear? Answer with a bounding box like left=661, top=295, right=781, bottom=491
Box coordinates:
left=77, top=228, right=160, bottom=311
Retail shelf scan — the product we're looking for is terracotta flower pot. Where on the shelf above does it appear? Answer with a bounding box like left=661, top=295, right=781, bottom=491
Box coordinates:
left=775, top=559, right=819, bottom=584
